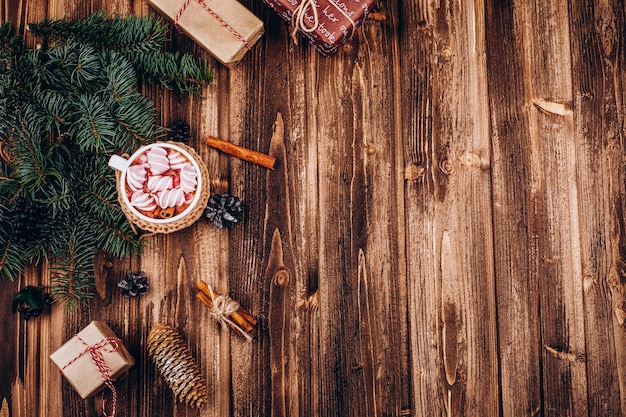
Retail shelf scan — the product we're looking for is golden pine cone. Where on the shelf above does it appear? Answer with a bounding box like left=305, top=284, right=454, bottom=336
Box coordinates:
left=147, top=323, right=209, bottom=408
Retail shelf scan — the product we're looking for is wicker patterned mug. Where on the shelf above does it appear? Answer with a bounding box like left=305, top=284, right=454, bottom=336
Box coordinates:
left=108, top=142, right=205, bottom=226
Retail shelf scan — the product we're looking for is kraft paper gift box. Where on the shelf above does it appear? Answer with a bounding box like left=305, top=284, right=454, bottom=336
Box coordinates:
left=262, top=0, right=374, bottom=56
left=149, top=0, right=264, bottom=68
left=50, top=321, right=135, bottom=399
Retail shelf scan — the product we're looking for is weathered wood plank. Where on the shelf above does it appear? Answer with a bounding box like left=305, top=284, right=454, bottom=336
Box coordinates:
left=240, top=12, right=323, bottom=417
left=403, top=0, right=499, bottom=415
left=399, top=0, right=437, bottom=415
left=485, top=1, right=544, bottom=415
left=514, top=1, right=589, bottom=415
left=568, top=0, right=626, bottom=415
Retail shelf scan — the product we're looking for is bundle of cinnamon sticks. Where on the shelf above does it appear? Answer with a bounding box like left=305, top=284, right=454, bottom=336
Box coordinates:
left=195, top=280, right=257, bottom=336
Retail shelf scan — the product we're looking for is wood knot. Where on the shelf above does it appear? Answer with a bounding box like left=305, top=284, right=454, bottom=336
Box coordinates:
left=273, top=268, right=290, bottom=286
left=440, top=48, right=452, bottom=59
left=405, top=163, right=425, bottom=181
left=458, top=151, right=490, bottom=169
left=532, top=98, right=573, bottom=116
left=439, top=158, right=454, bottom=175
left=365, top=145, right=377, bottom=155
left=544, top=345, right=587, bottom=363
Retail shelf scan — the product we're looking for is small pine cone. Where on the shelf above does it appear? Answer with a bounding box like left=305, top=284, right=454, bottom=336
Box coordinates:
left=168, top=120, right=191, bottom=143
left=147, top=323, right=209, bottom=408
left=12, top=197, right=47, bottom=245
left=204, top=193, right=243, bottom=229
left=118, top=270, right=149, bottom=297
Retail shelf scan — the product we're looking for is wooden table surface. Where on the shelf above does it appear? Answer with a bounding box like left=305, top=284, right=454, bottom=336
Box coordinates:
left=1, top=0, right=625, bottom=416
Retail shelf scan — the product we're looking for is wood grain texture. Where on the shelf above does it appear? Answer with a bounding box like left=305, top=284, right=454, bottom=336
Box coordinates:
left=567, top=0, right=626, bottom=415
left=2, top=0, right=626, bottom=415
left=485, top=2, right=543, bottom=415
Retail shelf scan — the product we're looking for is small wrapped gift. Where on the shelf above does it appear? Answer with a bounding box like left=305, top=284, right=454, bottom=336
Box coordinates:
left=50, top=321, right=135, bottom=400
left=262, top=0, right=374, bottom=56
left=148, top=0, right=264, bottom=68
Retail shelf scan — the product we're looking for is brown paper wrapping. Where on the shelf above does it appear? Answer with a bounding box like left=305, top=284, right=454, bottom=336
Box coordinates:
left=50, top=321, right=135, bottom=399
left=262, top=0, right=374, bottom=55
left=148, top=0, right=264, bottom=68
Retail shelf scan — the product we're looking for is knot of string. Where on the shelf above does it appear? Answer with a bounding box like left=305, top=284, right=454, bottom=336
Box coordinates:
left=291, top=0, right=319, bottom=44
left=290, top=0, right=358, bottom=45
left=207, top=285, right=253, bottom=341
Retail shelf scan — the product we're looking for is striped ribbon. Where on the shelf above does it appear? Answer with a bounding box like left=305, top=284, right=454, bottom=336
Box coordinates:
left=175, top=0, right=252, bottom=50
left=61, top=335, right=121, bottom=417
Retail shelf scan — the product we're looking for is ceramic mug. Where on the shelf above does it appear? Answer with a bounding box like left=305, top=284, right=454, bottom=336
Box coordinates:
left=108, top=142, right=203, bottom=224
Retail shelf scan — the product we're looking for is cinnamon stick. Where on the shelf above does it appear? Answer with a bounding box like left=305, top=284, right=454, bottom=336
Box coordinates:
left=196, top=281, right=255, bottom=333
left=205, top=136, right=276, bottom=170
left=238, top=308, right=258, bottom=327
left=196, top=290, right=253, bottom=333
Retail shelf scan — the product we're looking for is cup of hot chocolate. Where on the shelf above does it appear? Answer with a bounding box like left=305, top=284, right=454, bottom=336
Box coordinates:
left=108, top=142, right=204, bottom=225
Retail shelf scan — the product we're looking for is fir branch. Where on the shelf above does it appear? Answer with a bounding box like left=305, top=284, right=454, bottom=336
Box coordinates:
left=127, top=49, right=213, bottom=95
left=49, top=216, right=97, bottom=308
left=68, top=43, right=103, bottom=91
left=28, top=13, right=213, bottom=96
left=105, top=51, right=139, bottom=99
left=85, top=211, right=143, bottom=259
left=0, top=207, right=25, bottom=281
left=0, top=237, right=24, bottom=281
left=0, top=173, right=22, bottom=205
left=36, top=90, right=72, bottom=131
left=71, top=94, right=118, bottom=153
left=37, top=167, right=74, bottom=217
left=0, top=14, right=213, bottom=305
left=28, top=12, right=168, bottom=56
left=10, top=104, right=56, bottom=192
left=24, top=209, right=62, bottom=266
left=111, top=92, right=157, bottom=149
left=73, top=156, right=144, bottom=257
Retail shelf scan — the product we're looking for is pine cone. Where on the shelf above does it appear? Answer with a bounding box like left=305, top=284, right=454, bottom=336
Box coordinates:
left=12, top=197, right=47, bottom=245
left=147, top=323, right=209, bottom=408
left=118, top=270, right=149, bottom=297
left=204, top=193, right=243, bottom=229
left=168, top=120, right=191, bottom=143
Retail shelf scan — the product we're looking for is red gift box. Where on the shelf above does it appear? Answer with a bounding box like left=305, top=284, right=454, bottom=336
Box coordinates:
left=262, top=0, right=374, bottom=56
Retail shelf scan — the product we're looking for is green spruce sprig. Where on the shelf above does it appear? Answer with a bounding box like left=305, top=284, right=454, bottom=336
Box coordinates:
left=28, top=11, right=213, bottom=95
left=0, top=12, right=213, bottom=307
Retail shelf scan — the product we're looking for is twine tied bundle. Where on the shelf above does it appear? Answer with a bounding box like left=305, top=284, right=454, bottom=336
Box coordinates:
left=206, top=285, right=253, bottom=341
left=195, top=280, right=257, bottom=339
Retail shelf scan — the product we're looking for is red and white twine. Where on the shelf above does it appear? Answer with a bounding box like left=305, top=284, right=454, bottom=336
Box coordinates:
left=61, top=335, right=121, bottom=417
left=290, top=0, right=357, bottom=44
left=175, top=0, right=252, bottom=50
